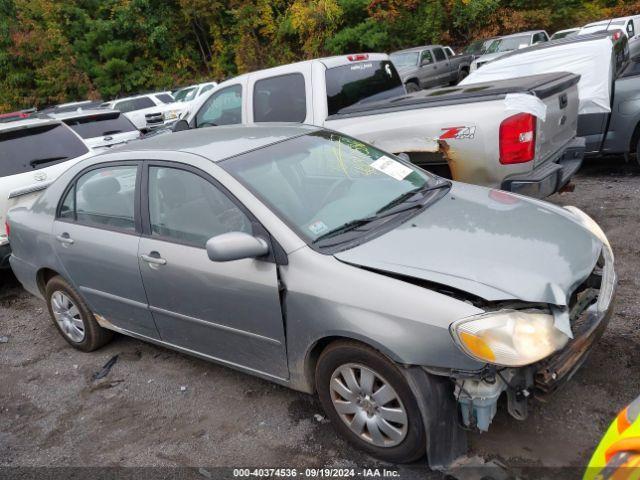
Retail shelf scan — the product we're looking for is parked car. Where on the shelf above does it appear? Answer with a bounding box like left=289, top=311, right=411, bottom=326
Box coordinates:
left=550, top=27, right=580, bottom=40
left=0, top=118, right=92, bottom=267
left=48, top=109, right=141, bottom=150
left=443, top=46, right=456, bottom=57
left=175, top=53, right=585, bottom=199
left=7, top=124, right=616, bottom=467
left=101, top=94, right=186, bottom=132
left=462, top=32, right=640, bottom=164
left=173, top=82, right=218, bottom=103
left=579, top=16, right=640, bottom=56
left=37, top=100, right=104, bottom=116
left=462, top=37, right=497, bottom=58
left=470, top=30, right=550, bottom=71
left=389, top=45, right=472, bottom=90
left=0, top=109, right=34, bottom=123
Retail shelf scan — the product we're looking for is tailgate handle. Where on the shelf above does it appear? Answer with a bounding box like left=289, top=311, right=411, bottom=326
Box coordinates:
left=559, top=93, right=568, bottom=109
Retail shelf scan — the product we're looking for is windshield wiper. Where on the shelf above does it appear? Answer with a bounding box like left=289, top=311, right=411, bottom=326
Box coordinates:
left=29, top=156, right=68, bottom=168
left=376, top=180, right=451, bottom=215
left=313, top=181, right=451, bottom=246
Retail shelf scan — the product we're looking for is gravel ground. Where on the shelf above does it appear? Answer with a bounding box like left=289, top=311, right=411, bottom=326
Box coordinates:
left=1, top=157, right=639, bottom=479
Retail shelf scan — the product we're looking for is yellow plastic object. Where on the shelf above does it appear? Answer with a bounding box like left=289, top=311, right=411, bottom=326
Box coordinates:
left=584, top=395, right=640, bottom=480
left=459, top=331, right=496, bottom=362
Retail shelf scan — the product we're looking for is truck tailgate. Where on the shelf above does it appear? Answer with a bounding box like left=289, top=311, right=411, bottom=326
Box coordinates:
left=532, top=75, right=580, bottom=166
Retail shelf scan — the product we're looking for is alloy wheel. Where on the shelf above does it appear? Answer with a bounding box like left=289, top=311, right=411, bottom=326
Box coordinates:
left=329, top=363, right=408, bottom=448
left=51, top=291, right=85, bottom=343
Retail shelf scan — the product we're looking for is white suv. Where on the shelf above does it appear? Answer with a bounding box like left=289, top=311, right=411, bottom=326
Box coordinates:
left=49, top=109, right=141, bottom=150
left=101, top=93, right=187, bottom=132
left=0, top=118, right=94, bottom=267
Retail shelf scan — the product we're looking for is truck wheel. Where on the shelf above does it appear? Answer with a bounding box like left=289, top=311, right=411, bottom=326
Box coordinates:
left=45, top=275, right=113, bottom=352
left=454, top=69, right=469, bottom=85
left=316, top=341, right=426, bottom=463
left=405, top=82, right=420, bottom=93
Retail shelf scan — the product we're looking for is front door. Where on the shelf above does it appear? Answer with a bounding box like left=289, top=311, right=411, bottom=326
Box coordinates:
left=52, top=163, right=159, bottom=338
left=137, top=163, right=288, bottom=380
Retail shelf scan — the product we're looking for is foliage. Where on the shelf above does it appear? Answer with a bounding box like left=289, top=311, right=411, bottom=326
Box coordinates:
left=2, top=0, right=640, bottom=111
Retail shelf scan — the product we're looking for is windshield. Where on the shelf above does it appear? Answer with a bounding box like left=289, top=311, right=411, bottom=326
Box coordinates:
left=64, top=113, right=137, bottom=139
left=550, top=30, right=578, bottom=40
left=222, top=131, right=439, bottom=246
left=155, top=93, right=175, bottom=104
left=174, top=87, right=197, bottom=102
left=390, top=52, right=419, bottom=69
left=0, top=124, right=88, bottom=177
left=464, top=39, right=490, bottom=55
left=325, top=60, right=405, bottom=116
left=486, top=35, right=530, bottom=53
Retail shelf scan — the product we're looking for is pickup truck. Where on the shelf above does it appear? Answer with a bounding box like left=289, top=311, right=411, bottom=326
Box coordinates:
left=389, top=44, right=472, bottom=91
left=174, top=53, right=585, bottom=198
left=101, top=93, right=186, bottom=132
left=464, top=32, right=640, bottom=165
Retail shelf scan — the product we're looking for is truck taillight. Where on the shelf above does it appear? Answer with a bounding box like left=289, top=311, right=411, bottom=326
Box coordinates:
left=499, top=113, right=536, bottom=164
left=612, top=30, right=622, bottom=41
left=347, top=54, right=369, bottom=62
left=4, top=220, right=9, bottom=238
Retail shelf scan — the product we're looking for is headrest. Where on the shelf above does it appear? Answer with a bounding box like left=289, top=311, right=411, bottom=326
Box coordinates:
left=82, top=176, right=120, bottom=200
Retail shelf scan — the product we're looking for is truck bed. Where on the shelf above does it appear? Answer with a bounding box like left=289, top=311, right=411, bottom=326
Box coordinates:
left=329, top=72, right=580, bottom=119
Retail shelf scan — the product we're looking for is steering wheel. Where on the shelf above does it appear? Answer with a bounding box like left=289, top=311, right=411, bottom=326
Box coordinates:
left=319, top=178, right=353, bottom=207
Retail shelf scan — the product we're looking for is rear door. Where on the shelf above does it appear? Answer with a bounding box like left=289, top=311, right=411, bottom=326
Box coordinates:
left=417, top=50, right=438, bottom=88
left=52, top=162, right=160, bottom=338
left=137, top=162, right=288, bottom=380
left=431, top=47, right=450, bottom=85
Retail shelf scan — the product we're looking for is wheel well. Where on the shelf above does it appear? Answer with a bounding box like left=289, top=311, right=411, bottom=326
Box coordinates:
left=405, top=78, right=419, bottom=85
left=36, top=268, right=60, bottom=296
left=304, top=336, right=393, bottom=392
left=629, top=121, right=640, bottom=154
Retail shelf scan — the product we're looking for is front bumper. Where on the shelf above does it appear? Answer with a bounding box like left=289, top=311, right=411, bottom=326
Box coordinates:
left=501, top=136, right=585, bottom=198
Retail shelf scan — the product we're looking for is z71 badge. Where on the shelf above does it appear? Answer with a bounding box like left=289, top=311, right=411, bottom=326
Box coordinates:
left=440, top=126, right=476, bottom=140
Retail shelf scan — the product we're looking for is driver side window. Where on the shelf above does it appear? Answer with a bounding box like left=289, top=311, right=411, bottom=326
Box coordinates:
left=195, top=85, right=243, bottom=128
left=148, top=166, right=252, bottom=247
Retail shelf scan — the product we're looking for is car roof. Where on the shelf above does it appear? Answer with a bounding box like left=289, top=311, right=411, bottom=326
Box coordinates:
left=498, top=30, right=543, bottom=39
left=0, top=117, right=61, bottom=133
left=48, top=109, right=119, bottom=121
left=494, top=31, right=620, bottom=62
left=391, top=45, right=445, bottom=54
left=113, top=124, right=321, bottom=162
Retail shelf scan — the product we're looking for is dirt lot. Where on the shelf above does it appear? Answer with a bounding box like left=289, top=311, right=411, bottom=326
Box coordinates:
left=1, top=157, right=639, bottom=479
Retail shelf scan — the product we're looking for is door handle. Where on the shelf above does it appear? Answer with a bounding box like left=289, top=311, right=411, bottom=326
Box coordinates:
left=56, top=233, right=74, bottom=245
left=140, top=253, right=167, bottom=266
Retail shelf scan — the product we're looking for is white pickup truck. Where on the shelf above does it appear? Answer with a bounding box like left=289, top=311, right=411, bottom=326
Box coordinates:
left=177, top=53, right=585, bottom=198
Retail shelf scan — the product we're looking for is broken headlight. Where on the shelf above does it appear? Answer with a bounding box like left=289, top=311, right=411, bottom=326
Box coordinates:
left=564, top=206, right=613, bottom=260
left=450, top=310, right=569, bottom=367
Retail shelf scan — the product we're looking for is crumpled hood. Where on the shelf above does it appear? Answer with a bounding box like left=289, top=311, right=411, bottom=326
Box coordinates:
left=335, top=183, right=602, bottom=306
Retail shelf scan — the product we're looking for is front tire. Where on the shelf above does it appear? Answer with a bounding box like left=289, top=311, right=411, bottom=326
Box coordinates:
left=405, top=82, right=420, bottom=93
left=45, top=275, right=113, bottom=352
left=316, top=341, right=426, bottom=463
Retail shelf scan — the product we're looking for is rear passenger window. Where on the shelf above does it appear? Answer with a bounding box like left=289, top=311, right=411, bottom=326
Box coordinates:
left=253, top=74, right=306, bottom=123
left=148, top=167, right=252, bottom=247
left=61, top=166, right=138, bottom=231
left=433, top=48, right=446, bottom=62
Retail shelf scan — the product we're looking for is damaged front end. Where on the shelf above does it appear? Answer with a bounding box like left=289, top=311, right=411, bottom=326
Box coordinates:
left=446, top=246, right=616, bottom=432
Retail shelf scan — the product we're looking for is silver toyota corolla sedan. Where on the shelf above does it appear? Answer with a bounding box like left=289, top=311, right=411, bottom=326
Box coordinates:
left=7, top=125, right=616, bottom=467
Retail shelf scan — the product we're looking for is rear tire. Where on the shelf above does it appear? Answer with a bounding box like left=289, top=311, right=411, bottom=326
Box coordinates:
left=455, top=69, right=469, bottom=84
left=45, top=275, right=113, bottom=352
left=405, top=82, right=420, bottom=93
left=316, top=341, right=426, bottom=463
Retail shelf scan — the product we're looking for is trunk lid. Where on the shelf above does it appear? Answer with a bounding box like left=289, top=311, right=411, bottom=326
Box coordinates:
left=334, top=182, right=601, bottom=305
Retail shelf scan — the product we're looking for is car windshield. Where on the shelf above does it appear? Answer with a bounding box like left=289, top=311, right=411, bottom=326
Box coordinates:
left=550, top=30, right=578, bottom=40
left=464, top=39, right=490, bottom=55
left=155, top=93, right=175, bottom=104
left=0, top=123, right=88, bottom=177
left=174, top=87, right=197, bottom=102
left=390, top=52, right=419, bottom=68
left=64, top=113, right=138, bottom=139
left=486, top=35, right=530, bottom=53
left=222, top=131, right=443, bottom=246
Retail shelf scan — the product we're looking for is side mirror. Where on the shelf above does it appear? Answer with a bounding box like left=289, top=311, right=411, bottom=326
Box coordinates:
left=172, top=119, right=190, bottom=132
left=206, top=232, right=269, bottom=262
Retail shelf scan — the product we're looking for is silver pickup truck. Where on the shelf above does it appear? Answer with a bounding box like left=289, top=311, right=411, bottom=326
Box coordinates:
left=390, top=44, right=472, bottom=90
left=177, top=53, right=584, bottom=198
